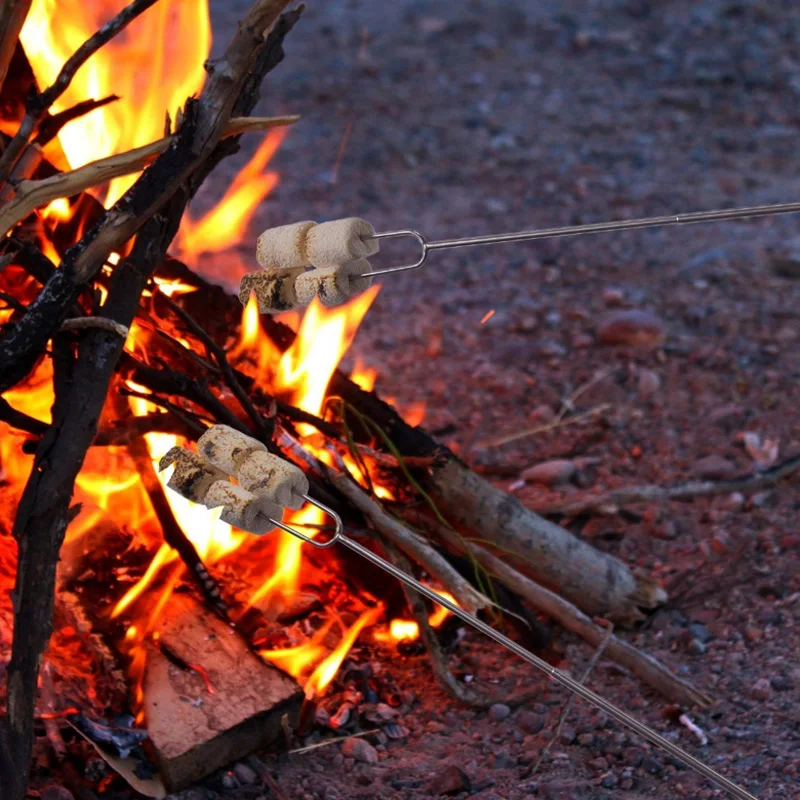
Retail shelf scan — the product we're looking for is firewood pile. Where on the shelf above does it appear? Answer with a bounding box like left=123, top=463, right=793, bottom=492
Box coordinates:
left=3, top=1, right=798, bottom=798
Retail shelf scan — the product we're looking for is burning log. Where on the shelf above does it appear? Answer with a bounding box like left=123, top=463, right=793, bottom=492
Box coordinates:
left=142, top=594, right=302, bottom=790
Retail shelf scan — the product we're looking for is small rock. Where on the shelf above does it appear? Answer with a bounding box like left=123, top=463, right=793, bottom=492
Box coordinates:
left=600, top=772, right=617, bottom=789
left=427, top=764, right=471, bottom=796
left=577, top=733, right=595, bottom=747
left=559, top=725, right=577, bottom=745
left=644, top=755, right=662, bottom=775
left=489, top=703, right=511, bottom=722
left=769, top=239, right=800, bottom=278
left=221, top=773, right=239, bottom=790
left=529, top=404, right=556, bottom=424
left=596, top=309, right=665, bottom=348
left=770, top=675, right=792, bottom=692
left=341, top=737, right=379, bottom=765
left=517, top=711, right=545, bottom=734
left=751, top=678, right=773, bottom=702
left=691, top=454, right=738, bottom=480
left=332, top=754, right=344, bottom=768
left=602, top=286, right=625, bottom=306
left=521, top=459, right=576, bottom=486
left=637, top=369, right=661, bottom=398
left=232, top=763, right=258, bottom=785
left=688, top=638, right=706, bottom=655
left=623, top=747, right=643, bottom=767
left=42, top=788, right=75, bottom=800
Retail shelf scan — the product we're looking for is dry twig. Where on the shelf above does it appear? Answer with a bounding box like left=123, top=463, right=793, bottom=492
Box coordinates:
left=0, top=0, right=32, bottom=96
left=532, top=453, right=800, bottom=517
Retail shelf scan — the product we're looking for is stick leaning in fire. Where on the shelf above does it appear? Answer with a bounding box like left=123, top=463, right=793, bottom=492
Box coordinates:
left=161, top=424, right=755, bottom=800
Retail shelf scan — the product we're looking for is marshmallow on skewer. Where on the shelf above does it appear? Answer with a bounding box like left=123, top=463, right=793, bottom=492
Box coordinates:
left=239, top=267, right=305, bottom=314
left=294, top=259, right=373, bottom=308
left=305, top=218, right=379, bottom=267
left=158, top=446, right=227, bottom=503
left=237, top=450, right=310, bottom=511
left=197, top=424, right=267, bottom=477
left=256, top=220, right=317, bottom=270
left=203, top=480, right=282, bottom=536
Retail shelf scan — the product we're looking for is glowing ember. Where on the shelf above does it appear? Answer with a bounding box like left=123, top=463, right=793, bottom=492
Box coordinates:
left=374, top=590, right=458, bottom=643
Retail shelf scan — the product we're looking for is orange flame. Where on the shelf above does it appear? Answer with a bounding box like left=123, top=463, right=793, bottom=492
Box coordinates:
left=374, top=590, right=457, bottom=644
left=304, top=604, right=384, bottom=699
left=177, top=129, right=286, bottom=264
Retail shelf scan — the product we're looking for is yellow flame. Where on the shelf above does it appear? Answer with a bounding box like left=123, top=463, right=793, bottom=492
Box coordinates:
left=305, top=604, right=384, bottom=698
left=20, top=0, right=211, bottom=206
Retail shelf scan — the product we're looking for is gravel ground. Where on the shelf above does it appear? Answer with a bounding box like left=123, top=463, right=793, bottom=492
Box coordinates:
left=30, top=2, right=786, bottom=799
left=187, top=1, right=800, bottom=798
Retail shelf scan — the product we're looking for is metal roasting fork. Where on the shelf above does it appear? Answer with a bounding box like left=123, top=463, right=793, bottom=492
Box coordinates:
left=259, top=501, right=758, bottom=800
left=365, top=199, right=800, bottom=277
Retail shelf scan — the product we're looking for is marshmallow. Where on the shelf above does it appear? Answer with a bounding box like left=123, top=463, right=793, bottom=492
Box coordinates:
left=158, top=446, right=227, bottom=503
left=305, top=218, right=379, bottom=267
left=317, top=259, right=373, bottom=306
left=236, top=450, right=310, bottom=511
left=203, top=480, right=282, bottom=535
left=239, top=267, right=305, bottom=314
left=197, top=424, right=267, bottom=477
left=256, top=220, right=317, bottom=271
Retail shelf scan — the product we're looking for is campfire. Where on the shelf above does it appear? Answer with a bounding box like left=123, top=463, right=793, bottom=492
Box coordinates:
left=4, top=1, right=786, bottom=798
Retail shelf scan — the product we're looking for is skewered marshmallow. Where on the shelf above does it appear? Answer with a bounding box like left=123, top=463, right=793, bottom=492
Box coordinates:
left=305, top=218, right=379, bottom=267
left=203, top=480, right=281, bottom=535
left=239, top=267, right=305, bottom=314
left=256, top=220, right=317, bottom=270
left=158, top=446, right=227, bottom=503
left=236, top=450, right=310, bottom=511
left=294, top=259, right=373, bottom=308
left=197, top=424, right=267, bottom=477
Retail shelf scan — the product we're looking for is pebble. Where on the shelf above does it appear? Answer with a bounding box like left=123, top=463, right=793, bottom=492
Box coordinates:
left=517, top=711, right=545, bottom=734
left=221, top=773, right=239, bottom=790
left=232, top=763, right=258, bottom=785
left=769, top=239, right=800, bottom=278
left=596, top=309, right=665, bottom=348
left=42, top=789, right=75, bottom=800
left=427, top=764, right=471, bottom=795
left=751, top=677, right=773, bottom=702
left=691, top=454, right=738, bottom=480
left=637, top=369, right=661, bottom=398
left=559, top=725, right=577, bottom=745
left=770, top=675, right=792, bottom=692
left=602, top=286, right=625, bottom=306
left=341, top=737, right=379, bottom=765
left=521, top=459, right=576, bottom=486
left=488, top=702, right=511, bottom=722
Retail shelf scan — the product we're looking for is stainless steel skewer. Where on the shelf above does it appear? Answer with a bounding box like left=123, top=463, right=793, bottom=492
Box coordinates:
left=366, top=199, right=800, bottom=277
left=261, top=502, right=758, bottom=800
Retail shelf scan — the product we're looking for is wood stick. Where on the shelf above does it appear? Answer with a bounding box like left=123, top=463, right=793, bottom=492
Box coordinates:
left=0, top=0, right=161, bottom=184
left=0, top=0, right=32, bottom=97
left=35, top=95, right=119, bottom=146
left=423, top=458, right=666, bottom=625
left=328, top=471, right=489, bottom=616
left=0, top=0, right=293, bottom=395
left=0, top=115, right=299, bottom=240
left=531, top=453, right=800, bottom=517
left=465, top=543, right=711, bottom=708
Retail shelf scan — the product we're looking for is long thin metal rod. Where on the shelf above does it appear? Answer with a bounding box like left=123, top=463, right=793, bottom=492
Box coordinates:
left=369, top=199, right=800, bottom=277
left=428, top=200, right=800, bottom=251
left=336, top=533, right=758, bottom=800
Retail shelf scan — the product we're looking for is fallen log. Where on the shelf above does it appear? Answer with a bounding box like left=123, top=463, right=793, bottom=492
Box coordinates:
left=142, top=593, right=302, bottom=790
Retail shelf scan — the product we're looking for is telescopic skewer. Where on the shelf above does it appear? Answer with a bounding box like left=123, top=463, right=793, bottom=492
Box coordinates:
left=367, top=199, right=800, bottom=277
left=259, top=501, right=758, bottom=800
